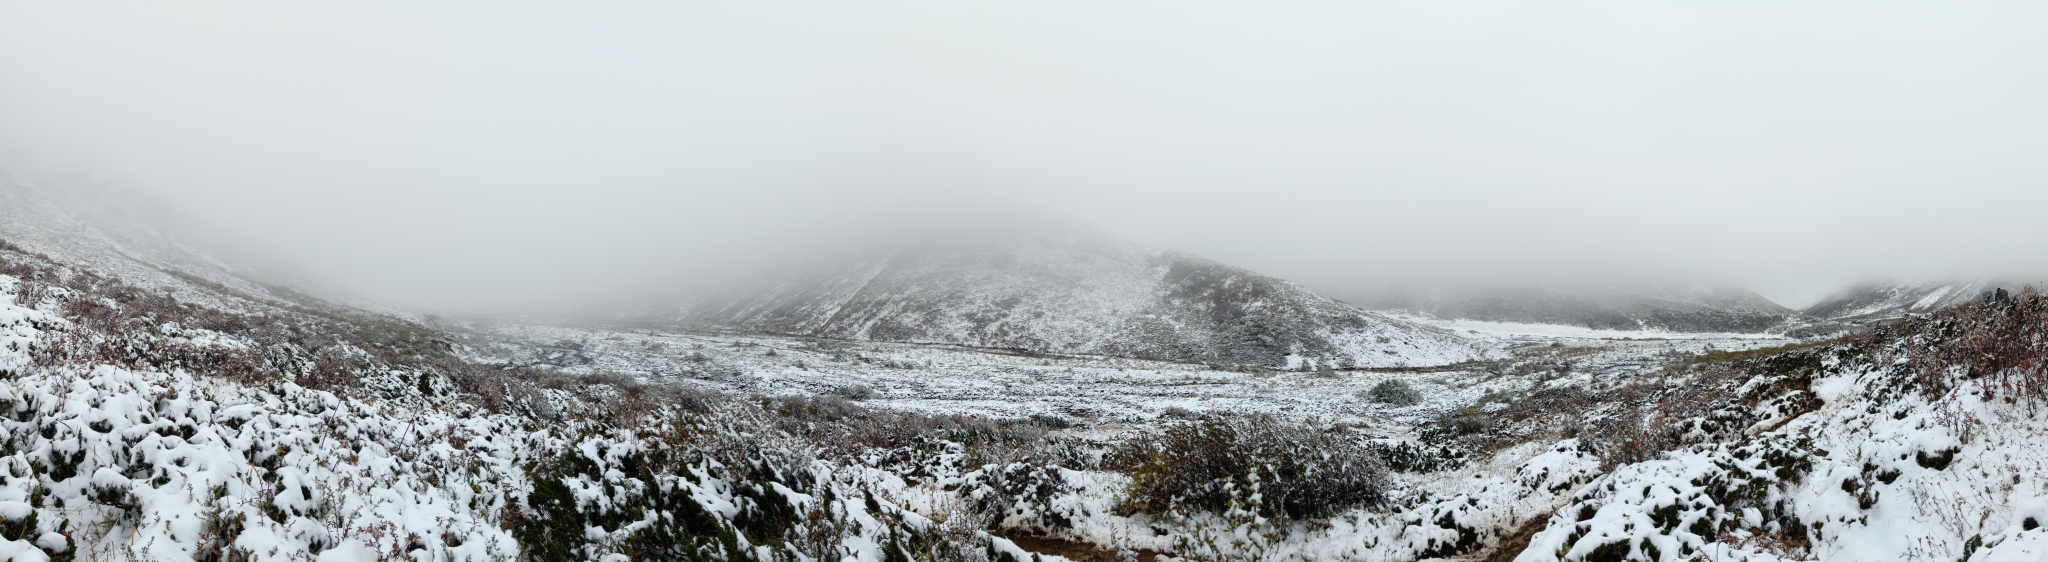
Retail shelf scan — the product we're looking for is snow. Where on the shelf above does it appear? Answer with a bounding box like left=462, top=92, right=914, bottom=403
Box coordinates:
left=1512, top=345, right=2048, bottom=562
left=1394, top=314, right=1792, bottom=342
left=687, top=226, right=1498, bottom=369
left=14, top=216, right=2033, bottom=562
left=441, top=314, right=1810, bottom=560
left=450, top=317, right=1784, bottom=432
left=1911, top=286, right=1953, bottom=311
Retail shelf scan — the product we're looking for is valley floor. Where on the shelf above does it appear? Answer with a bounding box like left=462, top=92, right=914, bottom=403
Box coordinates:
left=448, top=317, right=1787, bottom=430
left=448, top=317, right=1797, bottom=561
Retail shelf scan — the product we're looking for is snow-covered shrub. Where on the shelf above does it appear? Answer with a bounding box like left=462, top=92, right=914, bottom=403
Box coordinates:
left=1523, top=436, right=1819, bottom=562
left=1573, top=345, right=1828, bottom=471
left=956, top=462, right=1077, bottom=535
left=1362, top=438, right=1469, bottom=473
left=2, top=250, right=452, bottom=390
left=1365, top=379, right=1421, bottom=406
left=1106, top=415, right=1385, bottom=520
left=832, top=384, right=876, bottom=401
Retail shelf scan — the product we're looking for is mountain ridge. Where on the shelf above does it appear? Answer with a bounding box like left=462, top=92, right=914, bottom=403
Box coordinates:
left=1335, top=277, right=1795, bottom=334
left=1799, top=279, right=2030, bottom=321
left=677, top=220, right=1494, bottom=369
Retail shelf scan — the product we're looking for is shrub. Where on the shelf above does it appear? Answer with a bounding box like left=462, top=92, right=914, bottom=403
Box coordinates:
left=1367, top=379, right=1422, bottom=406
left=832, top=385, right=876, bottom=401
left=1106, top=415, right=1386, bottom=520
left=1588, top=416, right=1674, bottom=471
left=959, top=462, right=1076, bottom=534
left=1363, top=439, right=1469, bottom=472
left=1861, top=287, right=2048, bottom=409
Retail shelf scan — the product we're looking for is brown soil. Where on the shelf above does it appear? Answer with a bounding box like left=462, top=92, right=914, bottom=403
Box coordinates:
left=1484, top=514, right=1554, bottom=562
left=1000, top=533, right=1172, bottom=562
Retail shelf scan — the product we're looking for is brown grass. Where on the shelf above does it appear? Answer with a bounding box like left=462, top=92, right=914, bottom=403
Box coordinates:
left=1856, top=287, right=2048, bottom=408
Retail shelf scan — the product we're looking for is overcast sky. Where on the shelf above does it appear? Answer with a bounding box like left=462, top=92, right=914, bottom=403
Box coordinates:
left=3, top=1, right=2046, bottom=312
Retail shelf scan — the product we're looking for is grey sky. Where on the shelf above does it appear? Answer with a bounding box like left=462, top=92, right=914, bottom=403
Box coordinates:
left=3, top=2, right=2046, bottom=312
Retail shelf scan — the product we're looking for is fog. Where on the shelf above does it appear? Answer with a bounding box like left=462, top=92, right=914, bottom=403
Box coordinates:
left=3, top=2, right=2046, bottom=313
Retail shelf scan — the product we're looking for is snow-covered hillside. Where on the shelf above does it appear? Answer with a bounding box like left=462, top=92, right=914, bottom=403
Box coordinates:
left=1778, top=280, right=2045, bottom=339
left=1800, top=280, right=2009, bottom=323
left=10, top=185, right=2047, bottom=562
left=0, top=216, right=1787, bottom=562
left=0, top=238, right=1123, bottom=562
left=1340, top=278, right=1795, bottom=334
left=1516, top=290, right=2048, bottom=561
left=684, top=221, right=1490, bottom=369
left=0, top=175, right=392, bottom=319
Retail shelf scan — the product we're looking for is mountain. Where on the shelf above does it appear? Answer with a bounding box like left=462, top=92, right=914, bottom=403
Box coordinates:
left=0, top=171, right=384, bottom=317
left=1780, top=279, right=2040, bottom=338
left=1337, top=278, right=1795, bottom=333
left=1800, top=279, right=2022, bottom=322
left=681, top=220, right=1492, bottom=369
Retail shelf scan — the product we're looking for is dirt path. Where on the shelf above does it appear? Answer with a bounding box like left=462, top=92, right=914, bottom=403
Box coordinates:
left=1001, top=534, right=1172, bottom=562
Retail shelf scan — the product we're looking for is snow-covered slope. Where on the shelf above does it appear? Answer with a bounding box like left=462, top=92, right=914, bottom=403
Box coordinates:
left=1513, top=290, right=2048, bottom=562
left=1800, top=279, right=2025, bottom=322
left=686, top=221, right=1491, bottom=369
left=1780, top=280, right=2042, bottom=339
left=0, top=258, right=1062, bottom=562
left=0, top=173, right=383, bottom=317
left=1342, top=279, right=1794, bottom=334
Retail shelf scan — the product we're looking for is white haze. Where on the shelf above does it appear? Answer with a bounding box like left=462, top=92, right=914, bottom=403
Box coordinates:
left=2, top=2, right=2046, bottom=313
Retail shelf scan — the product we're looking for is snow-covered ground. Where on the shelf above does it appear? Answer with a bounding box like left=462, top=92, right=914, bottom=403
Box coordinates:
left=448, top=318, right=1789, bottom=430
left=0, top=269, right=1074, bottom=562
left=27, top=209, right=2043, bottom=562
left=1397, top=314, right=1793, bottom=342
left=433, top=317, right=1798, bottom=560
left=1515, top=333, right=2048, bottom=562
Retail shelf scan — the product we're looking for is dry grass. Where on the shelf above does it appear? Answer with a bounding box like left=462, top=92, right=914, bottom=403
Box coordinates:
left=1857, top=287, right=2048, bottom=409
left=4, top=250, right=452, bottom=387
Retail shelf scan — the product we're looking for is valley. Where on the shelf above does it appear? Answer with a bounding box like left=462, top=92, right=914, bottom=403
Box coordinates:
left=449, top=317, right=1788, bottom=428
left=0, top=179, right=2041, bottom=562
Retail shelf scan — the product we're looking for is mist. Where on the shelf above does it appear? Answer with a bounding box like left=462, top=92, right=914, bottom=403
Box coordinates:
left=4, top=1, right=2047, bottom=313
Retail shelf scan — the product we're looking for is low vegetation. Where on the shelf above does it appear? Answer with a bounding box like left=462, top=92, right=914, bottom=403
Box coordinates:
left=16, top=232, right=2048, bottom=562
left=1856, top=287, right=2048, bottom=408
left=1105, top=415, right=1387, bottom=521
left=1365, top=379, right=1422, bottom=406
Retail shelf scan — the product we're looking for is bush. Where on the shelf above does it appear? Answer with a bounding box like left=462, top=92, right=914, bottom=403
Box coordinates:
left=1106, top=415, right=1386, bottom=520
left=1367, top=379, right=1422, bottom=406
left=1860, top=287, right=2048, bottom=409
left=832, top=385, right=876, bottom=401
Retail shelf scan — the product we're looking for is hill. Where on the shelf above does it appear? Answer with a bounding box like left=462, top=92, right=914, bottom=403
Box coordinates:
left=682, top=220, right=1492, bottom=369
left=0, top=173, right=388, bottom=316
left=1338, top=278, right=1794, bottom=333
left=1799, top=279, right=2028, bottom=322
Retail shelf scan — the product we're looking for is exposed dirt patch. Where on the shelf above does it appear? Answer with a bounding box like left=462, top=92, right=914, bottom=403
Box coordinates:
left=1000, top=533, right=1170, bottom=562
left=1484, top=513, right=1553, bottom=562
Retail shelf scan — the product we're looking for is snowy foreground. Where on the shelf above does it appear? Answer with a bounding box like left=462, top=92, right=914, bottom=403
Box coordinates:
left=1, top=270, right=1075, bottom=562
left=8, top=255, right=2048, bottom=561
